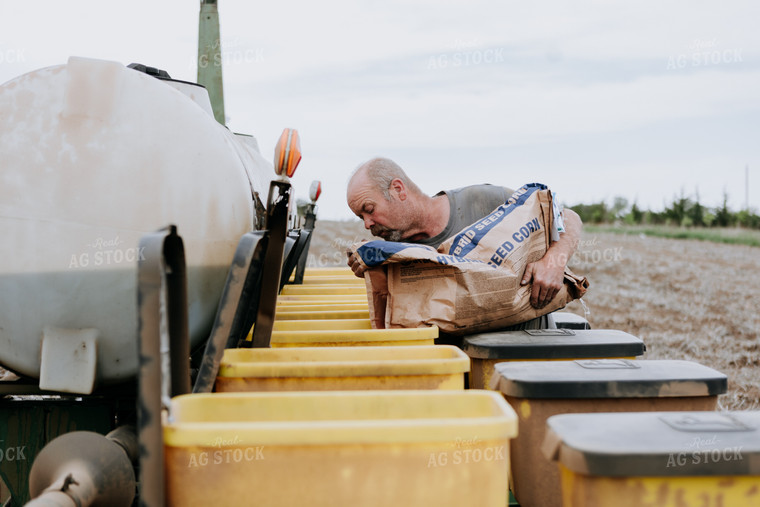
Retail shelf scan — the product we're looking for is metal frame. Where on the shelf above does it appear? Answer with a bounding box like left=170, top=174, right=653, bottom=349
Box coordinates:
left=193, top=231, right=268, bottom=393
left=136, top=225, right=189, bottom=507
left=292, top=202, right=317, bottom=284
left=247, top=180, right=291, bottom=348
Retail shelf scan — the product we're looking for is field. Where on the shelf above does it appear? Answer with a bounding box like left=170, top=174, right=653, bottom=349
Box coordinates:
left=308, top=219, right=760, bottom=411
left=585, top=224, right=760, bottom=248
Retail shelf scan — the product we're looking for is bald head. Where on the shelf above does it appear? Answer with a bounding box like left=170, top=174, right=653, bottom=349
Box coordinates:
left=350, top=157, right=422, bottom=200
left=346, top=157, right=425, bottom=241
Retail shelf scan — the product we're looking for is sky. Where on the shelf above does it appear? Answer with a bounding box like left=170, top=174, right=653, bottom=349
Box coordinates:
left=1, top=0, right=758, bottom=220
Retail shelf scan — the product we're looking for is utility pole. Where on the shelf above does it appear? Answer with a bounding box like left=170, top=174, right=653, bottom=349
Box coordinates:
left=198, top=0, right=226, bottom=125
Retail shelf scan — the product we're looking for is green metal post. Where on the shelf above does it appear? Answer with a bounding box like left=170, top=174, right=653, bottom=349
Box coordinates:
left=197, top=0, right=226, bottom=125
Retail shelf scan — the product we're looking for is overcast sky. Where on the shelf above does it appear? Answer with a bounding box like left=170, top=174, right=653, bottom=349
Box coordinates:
left=1, top=0, right=758, bottom=220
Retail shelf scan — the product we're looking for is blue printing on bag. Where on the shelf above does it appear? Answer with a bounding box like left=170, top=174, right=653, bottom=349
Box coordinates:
left=356, top=240, right=412, bottom=267
left=446, top=182, right=547, bottom=258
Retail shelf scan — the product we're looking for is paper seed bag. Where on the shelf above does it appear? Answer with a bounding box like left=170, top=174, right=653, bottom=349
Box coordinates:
left=350, top=183, right=589, bottom=335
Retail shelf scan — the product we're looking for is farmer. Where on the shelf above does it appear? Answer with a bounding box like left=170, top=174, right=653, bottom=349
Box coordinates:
left=346, top=157, right=582, bottom=316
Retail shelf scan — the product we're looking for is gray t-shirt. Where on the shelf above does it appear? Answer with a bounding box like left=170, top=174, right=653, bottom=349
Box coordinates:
left=414, top=183, right=555, bottom=330
left=416, top=184, right=514, bottom=249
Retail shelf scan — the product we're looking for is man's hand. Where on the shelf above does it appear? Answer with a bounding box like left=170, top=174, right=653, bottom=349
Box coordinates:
left=347, top=250, right=367, bottom=277
left=520, top=208, right=582, bottom=308
left=520, top=254, right=566, bottom=308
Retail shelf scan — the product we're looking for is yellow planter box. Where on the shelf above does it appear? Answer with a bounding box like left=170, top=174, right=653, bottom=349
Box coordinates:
left=463, top=329, right=645, bottom=390
left=267, top=326, right=438, bottom=347
left=272, top=319, right=372, bottom=331
left=544, top=411, right=760, bottom=507
left=280, top=284, right=366, bottom=296
left=299, top=276, right=364, bottom=285
left=164, top=390, right=518, bottom=507
left=274, top=302, right=370, bottom=321
left=277, top=294, right=368, bottom=303
left=302, top=267, right=355, bottom=277
left=275, top=308, right=371, bottom=321
left=277, top=302, right=368, bottom=310
left=216, top=345, right=469, bottom=391
left=495, top=360, right=727, bottom=507
left=276, top=302, right=368, bottom=309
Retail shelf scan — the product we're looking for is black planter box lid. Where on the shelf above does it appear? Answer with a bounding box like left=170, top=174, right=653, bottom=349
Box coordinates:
left=544, top=411, right=760, bottom=477
left=492, top=359, right=727, bottom=397
left=463, top=329, right=645, bottom=360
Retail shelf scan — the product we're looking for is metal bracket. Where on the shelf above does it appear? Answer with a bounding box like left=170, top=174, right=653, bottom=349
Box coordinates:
left=280, top=229, right=311, bottom=291
left=247, top=180, right=291, bottom=348
left=136, top=225, right=189, bottom=507
left=193, top=231, right=268, bottom=393
left=292, top=203, right=317, bottom=284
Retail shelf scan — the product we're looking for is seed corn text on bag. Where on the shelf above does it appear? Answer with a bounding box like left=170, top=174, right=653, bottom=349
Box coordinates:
left=350, top=183, right=589, bottom=335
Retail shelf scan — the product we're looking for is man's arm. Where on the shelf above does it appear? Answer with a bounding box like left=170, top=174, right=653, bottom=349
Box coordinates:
left=520, top=208, right=582, bottom=308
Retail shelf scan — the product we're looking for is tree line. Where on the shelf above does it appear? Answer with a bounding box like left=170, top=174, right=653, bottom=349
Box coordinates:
left=569, top=192, right=760, bottom=229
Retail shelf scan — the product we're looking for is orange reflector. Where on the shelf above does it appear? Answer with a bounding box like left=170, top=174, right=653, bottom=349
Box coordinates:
left=274, top=128, right=301, bottom=178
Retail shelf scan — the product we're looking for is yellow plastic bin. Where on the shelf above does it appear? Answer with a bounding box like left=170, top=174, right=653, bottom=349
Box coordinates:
left=216, top=345, right=470, bottom=391
left=299, top=275, right=365, bottom=285
left=276, top=301, right=368, bottom=309
left=247, top=322, right=438, bottom=346
left=280, top=284, right=366, bottom=296
left=543, top=410, right=760, bottom=507
left=463, top=329, right=645, bottom=389
left=274, top=302, right=370, bottom=321
left=272, top=319, right=372, bottom=331
left=164, top=390, right=518, bottom=507
left=493, top=359, right=727, bottom=507
left=275, top=308, right=371, bottom=321
left=302, top=267, right=355, bottom=277
left=276, top=303, right=368, bottom=311
left=287, top=270, right=360, bottom=284
left=269, top=326, right=438, bottom=347
left=277, top=294, right=368, bottom=304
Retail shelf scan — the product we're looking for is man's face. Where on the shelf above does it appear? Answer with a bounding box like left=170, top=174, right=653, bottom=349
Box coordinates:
left=347, top=173, right=405, bottom=241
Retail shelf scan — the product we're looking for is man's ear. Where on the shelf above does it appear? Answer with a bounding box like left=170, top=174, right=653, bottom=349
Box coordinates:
left=390, top=178, right=407, bottom=200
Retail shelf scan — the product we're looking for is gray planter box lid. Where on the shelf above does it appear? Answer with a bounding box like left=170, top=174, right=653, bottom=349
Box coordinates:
left=492, top=359, right=727, bottom=397
left=543, top=411, right=760, bottom=477
left=463, top=329, right=645, bottom=360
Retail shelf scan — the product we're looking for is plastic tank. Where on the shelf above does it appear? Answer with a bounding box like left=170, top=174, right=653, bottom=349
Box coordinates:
left=544, top=411, right=760, bottom=507
left=253, top=326, right=440, bottom=347
left=215, top=345, right=470, bottom=391
left=463, top=329, right=646, bottom=389
left=493, top=359, right=727, bottom=507
left=164, top=390, right=517, bottom=506
left=0, top=57, right=271, bottom=388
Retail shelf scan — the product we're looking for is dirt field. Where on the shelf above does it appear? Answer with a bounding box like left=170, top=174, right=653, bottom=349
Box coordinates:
left=308, top=219, right=760, bottom=411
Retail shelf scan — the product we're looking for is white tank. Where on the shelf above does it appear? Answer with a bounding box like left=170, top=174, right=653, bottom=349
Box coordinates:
left=0, top=57, right=272, bottom=391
